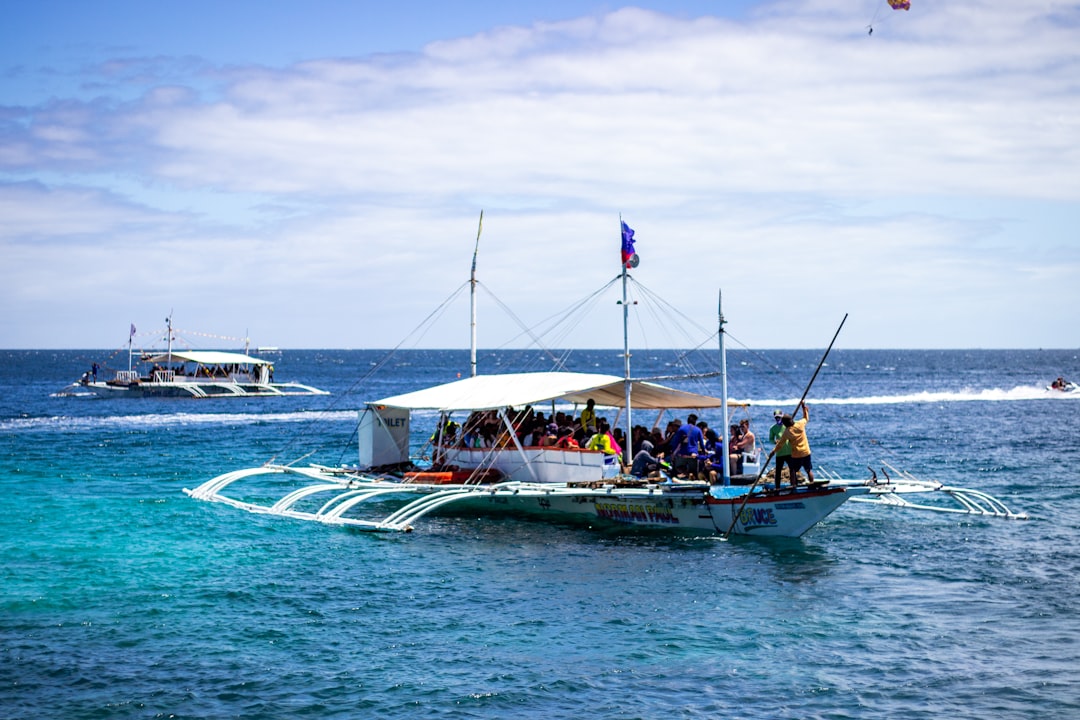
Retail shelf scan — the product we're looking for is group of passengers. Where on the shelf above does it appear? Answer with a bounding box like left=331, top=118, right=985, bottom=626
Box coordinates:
left=434, top=398, right=627, bottom=457
left=431, top=397, right=763, bottom=481
left=628, top=414, right=760, bottom=481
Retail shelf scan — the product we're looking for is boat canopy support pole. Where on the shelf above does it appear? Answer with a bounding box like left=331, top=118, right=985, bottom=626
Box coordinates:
left=499, top=408, right=539, bottom=482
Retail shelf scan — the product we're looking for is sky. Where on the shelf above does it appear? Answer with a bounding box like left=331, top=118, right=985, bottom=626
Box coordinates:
left=2, top=0, right=1078, bottom=351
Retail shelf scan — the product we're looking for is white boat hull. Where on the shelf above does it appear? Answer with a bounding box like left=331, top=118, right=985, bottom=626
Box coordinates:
left=184, top=465, right=856, bottom=538
left=81, top=380, right=329, bottom=398
left=447, top=483, right=852, bottom=537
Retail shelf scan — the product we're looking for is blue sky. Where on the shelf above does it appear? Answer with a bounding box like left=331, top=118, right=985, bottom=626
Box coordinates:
left=2, top=0, right=1078, bottom=350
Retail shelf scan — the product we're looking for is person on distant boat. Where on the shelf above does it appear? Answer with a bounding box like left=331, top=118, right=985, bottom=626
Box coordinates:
left=580, top=398, right=598, bottom=435
left=769, top=409, right=791, bottom=490
left=91, top=363, right=99, bottom=382
left=774, top=403, right=814, bottom=487
left=1051, top=376, right=1068, bottom=390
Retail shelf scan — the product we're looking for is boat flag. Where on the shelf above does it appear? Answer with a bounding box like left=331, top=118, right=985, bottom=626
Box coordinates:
left=130, top=323, right=136, bottom=338
left=621, top=221, right=639, bottom=268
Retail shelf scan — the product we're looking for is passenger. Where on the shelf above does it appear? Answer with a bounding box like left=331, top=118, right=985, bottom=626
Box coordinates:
left=540, top=422, right=560, bottom=447
left=461, top=412, right=484, bottom=448
left=769, top=409, right=791, bottom=490
left=630, top=440, right=664, bottom=478
left=579, top=399, right=598, bottom=436
left=727, top=423, right=742, bottom=474
left=730, top=418, right=756, bottom=475
left=775, top=403, right=815, bottom=486
left=659, top=419, right=682, bottom=456
left=555, top=427, right=580, bottom=449
left=649, top=428, right=666, bottom=456
left=702, top=428, right=725, bottom=483
left=586, top=419, right=621, bottom=456
left=669, top=414, right=705, bottom=478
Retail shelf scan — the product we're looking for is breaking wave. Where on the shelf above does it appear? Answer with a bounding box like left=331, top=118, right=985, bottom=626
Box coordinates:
left=0, top=409, right=358, bottom=433
left=752, top=385, right=1079, bottom=407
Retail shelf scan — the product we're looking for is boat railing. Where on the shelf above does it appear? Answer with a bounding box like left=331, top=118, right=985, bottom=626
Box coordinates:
left=114, top=370, right=138, bottom=383
left=152, top=370, right=176, bottom=383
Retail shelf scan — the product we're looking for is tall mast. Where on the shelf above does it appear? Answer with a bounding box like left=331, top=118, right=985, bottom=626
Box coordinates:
left=718, top=289, right=731, bottom=486
left=166, top=312, right=173, bottom=372
left=470, top=211, right=483, bottom=377
left=620, top=216, right=632, bottom=467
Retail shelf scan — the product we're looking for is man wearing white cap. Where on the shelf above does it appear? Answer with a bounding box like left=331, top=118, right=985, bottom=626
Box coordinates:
left=769, top=408, right=791, bottom=490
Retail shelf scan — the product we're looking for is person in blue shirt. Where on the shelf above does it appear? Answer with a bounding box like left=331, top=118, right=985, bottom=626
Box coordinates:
left=669, top=414, right=705, bottom=478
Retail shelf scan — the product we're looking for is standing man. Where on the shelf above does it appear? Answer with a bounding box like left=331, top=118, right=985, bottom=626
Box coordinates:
left=669, top=413, right=705, bottom=478
left=769, top=409, right=790, bottom=490
left=774, top=403, right=814, bottom=487
left=580, top=398, right=597, bottom=434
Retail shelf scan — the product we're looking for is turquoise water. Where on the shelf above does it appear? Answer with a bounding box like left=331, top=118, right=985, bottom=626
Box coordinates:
left=2, top=348, right=1079, bottom=719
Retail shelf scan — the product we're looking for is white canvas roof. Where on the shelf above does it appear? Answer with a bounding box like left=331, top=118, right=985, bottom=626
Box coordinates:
left=141, top=350, right=271, bottom=366
left=368, top=371, right=732, bottom=412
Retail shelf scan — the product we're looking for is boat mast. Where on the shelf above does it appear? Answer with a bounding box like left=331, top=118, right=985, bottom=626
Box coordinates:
left=166, top=312, right=173, bottom=374
left=718, top=289, right=731, bottom=486
left=620, top=216, right=632, bottom=468
left=128, top=322, right=134, bottom=372
left=470, top=211, right=483, bottom=378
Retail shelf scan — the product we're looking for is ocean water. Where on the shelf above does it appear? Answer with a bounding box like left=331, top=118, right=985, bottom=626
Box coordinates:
left=2, top=347, right=1079, bottom=719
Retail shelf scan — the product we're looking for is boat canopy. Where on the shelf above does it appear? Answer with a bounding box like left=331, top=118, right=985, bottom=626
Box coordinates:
left=140, top=350, right=272, bottom=366
left=368, top=371, right=738, bottom=412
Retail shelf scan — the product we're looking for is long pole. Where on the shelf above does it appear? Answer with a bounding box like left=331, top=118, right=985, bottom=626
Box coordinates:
left=723, top=313, right=848, bottom=538
left=166, top=312, right=173, bottom=374
left=470, top=211, right=483, bottom=378
left=718, top=290, right=731, bottom=486
left=620, top=216, right=632, bottom=467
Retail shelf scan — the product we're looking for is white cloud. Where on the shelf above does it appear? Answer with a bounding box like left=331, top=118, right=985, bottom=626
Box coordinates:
left=1, top=1, right=1078, bottom=349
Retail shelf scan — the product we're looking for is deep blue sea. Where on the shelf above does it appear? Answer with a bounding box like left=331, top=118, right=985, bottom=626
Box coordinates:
left=3, top=347, right=1079, bottom=719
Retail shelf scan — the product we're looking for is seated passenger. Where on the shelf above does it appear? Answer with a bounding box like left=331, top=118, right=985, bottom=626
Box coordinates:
left=630, top=440, right=664, bottom=478
left=539, top=423, right=559, bottom=447
left=586, top=419, right=621, bottom=456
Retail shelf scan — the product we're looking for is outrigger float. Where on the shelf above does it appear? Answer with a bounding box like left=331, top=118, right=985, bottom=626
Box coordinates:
left=185, top=217, right=1026, bottom=537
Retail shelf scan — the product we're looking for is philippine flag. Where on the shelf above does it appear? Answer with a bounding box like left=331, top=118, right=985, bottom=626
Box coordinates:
left=620, top=221, right=638, bottom=268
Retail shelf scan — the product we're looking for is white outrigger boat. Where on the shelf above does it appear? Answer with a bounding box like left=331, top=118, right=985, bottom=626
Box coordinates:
left=187, top=370, right=856, bottom=536
left=75, top=317, right=328, bottom=398
left=185, top=219, right=1026, bottom=536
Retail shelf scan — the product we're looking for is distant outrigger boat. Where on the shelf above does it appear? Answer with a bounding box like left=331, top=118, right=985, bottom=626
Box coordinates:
left=185, top=218, right=1025, bottom=536
left=76, top=316, right=328, bottom=399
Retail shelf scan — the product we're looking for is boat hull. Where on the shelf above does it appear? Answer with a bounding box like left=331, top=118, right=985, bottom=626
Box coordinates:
left=468, top=484, right=851, bottom=537
left=705, top=485, right=850, bottom=536
left=185, top=466, right=854, bottom=538
left=82, top=380, right=329, bottom=398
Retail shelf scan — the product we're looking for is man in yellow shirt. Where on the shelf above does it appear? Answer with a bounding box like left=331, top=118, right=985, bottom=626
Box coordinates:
left=579, top=398, right=597, bottom=433
left=774, top=403, right=815, bottom=486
